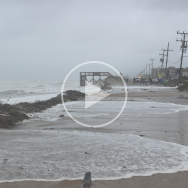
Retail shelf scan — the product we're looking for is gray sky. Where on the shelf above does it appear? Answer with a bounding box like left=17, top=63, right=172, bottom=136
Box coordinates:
left=0, top=0, right=188, bottom=81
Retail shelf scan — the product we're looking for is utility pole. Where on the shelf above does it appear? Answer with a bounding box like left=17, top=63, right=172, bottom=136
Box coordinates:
left=159, top=50, right=166, bottom=76
left=147, top=64, right=151, bottom=78
left=176, top=31, right=188, bottom=82
left=149, top=59, right=155, bottom=78
left=145, top=65, right=148, bottom=78
left=143, top=67, right=146, bottom=77
left=162, top=43, right=173, bottom=79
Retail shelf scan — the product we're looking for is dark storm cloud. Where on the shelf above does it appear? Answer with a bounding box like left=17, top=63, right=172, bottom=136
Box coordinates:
left=0, top=0, right=188, bottom=80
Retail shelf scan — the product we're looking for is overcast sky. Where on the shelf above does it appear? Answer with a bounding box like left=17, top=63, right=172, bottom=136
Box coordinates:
left=0, top=0, right=188, bottom=81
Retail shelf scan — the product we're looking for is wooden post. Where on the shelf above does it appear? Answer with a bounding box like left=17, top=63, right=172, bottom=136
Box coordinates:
left=83, top=172, right=91, bottom=188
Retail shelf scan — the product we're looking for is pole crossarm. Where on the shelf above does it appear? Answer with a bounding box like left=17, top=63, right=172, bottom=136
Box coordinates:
left=177, top=31, right=188, bottom=36
left=159, top=49, right=166, bottom=75
left=176, top=31, right=188, bottom=81
left=159, top=53, right=167, bottom=56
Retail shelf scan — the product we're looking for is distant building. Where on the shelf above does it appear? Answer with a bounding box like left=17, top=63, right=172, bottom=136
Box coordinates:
left=164, top=66, right=179, bottom=79
left=159, top=66, right=188, bottom=79
left=143, top=66, right=188, bottom=79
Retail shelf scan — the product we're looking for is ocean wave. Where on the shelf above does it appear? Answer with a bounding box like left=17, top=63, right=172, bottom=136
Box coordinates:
left=0, top=130, right=188, bottom=181
left=0, top=90, right=25, bottom=95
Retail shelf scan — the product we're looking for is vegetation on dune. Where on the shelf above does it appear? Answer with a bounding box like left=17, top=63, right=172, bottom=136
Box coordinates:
left=166, top=79, right=179, bottom=87
left=0, top=90, right=85, bottom=129
left=165, top=78, right=188, bottom=91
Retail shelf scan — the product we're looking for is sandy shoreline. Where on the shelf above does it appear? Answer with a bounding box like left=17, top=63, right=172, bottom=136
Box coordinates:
left=1, top=171, right=188, bottom=188
left=1, top=88, right=188, bottom=188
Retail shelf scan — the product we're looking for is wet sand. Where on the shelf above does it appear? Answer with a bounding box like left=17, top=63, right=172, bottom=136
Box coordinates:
left=1, top=171, right=188, bottom=188
left=1, top=88, right=188, bottom=188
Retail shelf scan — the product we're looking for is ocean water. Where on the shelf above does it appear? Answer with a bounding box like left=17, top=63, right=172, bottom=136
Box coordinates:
left=0, top=80, right=177, bottom=104
left=0, top=80, right=81, bottom=104
left=26, top=101, right=188, bottom=125
left=0, top=80, right=187, bottom=182
left=0, top=130, right=188, bottom=181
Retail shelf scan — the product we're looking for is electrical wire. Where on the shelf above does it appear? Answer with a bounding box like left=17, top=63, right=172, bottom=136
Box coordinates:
left=179, top=23, right=188, bottom=31
left=168, top=58, right=181, bottom=64
left=141, top=23, right=188, bottom=71
left=162, top=23, right=188, bottom=53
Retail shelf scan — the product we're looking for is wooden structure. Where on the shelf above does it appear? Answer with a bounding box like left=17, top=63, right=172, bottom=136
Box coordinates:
left=80, top=72, right=112, bottom=86
left=83, top=172, right=91, bottom=188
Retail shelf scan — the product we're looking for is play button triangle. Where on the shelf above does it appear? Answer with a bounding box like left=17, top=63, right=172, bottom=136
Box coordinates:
left=85, top=81, right=110, bottom=109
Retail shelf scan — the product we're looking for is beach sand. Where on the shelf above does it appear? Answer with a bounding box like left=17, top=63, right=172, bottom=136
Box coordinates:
left=1, top=171, right=188, bottom=188
left=1, top=88, right=188, bottom=188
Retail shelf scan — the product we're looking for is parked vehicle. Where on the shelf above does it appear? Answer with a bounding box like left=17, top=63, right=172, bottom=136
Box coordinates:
left=152, top=79, right=158, bottom=84
left=135, top=78, right=141, bottom=82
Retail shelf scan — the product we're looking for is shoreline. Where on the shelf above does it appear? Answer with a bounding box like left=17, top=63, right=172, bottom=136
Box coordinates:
left=1, top=171, right=188, bottom=188
left=1, top=87, right=188, bottom=188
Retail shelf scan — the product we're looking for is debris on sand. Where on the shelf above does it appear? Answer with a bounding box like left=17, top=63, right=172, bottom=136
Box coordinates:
left=179, top=95, right=188, bottom=99
left=101, top=82, right=112, bottom=90
left=128, top=99, right=136, bottom=101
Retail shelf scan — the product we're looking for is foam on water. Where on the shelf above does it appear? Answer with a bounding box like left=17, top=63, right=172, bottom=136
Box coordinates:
left=0, top=80, right=61, bottom=104
left=0, top=81, right=187, bottom=183
left=110, top=85, right=177, bottom=94
left=0, top=80, right=178, bottom=104
left=0, top=80, right=82, bottom=104
left=0, top=130, right=188, bottom=182
left=26, top=101, right=188, bottom=123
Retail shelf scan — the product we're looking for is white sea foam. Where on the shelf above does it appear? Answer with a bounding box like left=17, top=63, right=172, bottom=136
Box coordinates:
left=110, top=85, right=177, bottom=94
left=0, top=80, right=178, bottom=104
left=0, top=81, right=187, bottom=183
left=0, top=80, right=61, bottom=104
left=26, top=101, right=188, bottom=123
left=0, top=130, right=188, bottom=182
left=0, top=80, right=82, bottom=104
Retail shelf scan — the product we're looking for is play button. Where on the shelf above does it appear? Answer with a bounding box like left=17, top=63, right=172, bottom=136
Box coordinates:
left=61, top=61, right=127, bottom=128
left=85, top=81, right=110, bottom=109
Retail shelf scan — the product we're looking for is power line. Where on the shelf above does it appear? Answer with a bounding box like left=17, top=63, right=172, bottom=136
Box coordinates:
left=139, top=23, right=188, bottom=78
left=160, top=23, right=188, bottom=62
left=168, top=58, right=181, bottom=64
left=162, top=42, right=173, bottom=78
left=179, top=23, right=188, bottom=31
left=176, top=31, right=188, bottom=82
left=150, top=24, right=187, bottom=64
left=168, top=23, right=188, bottom=44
